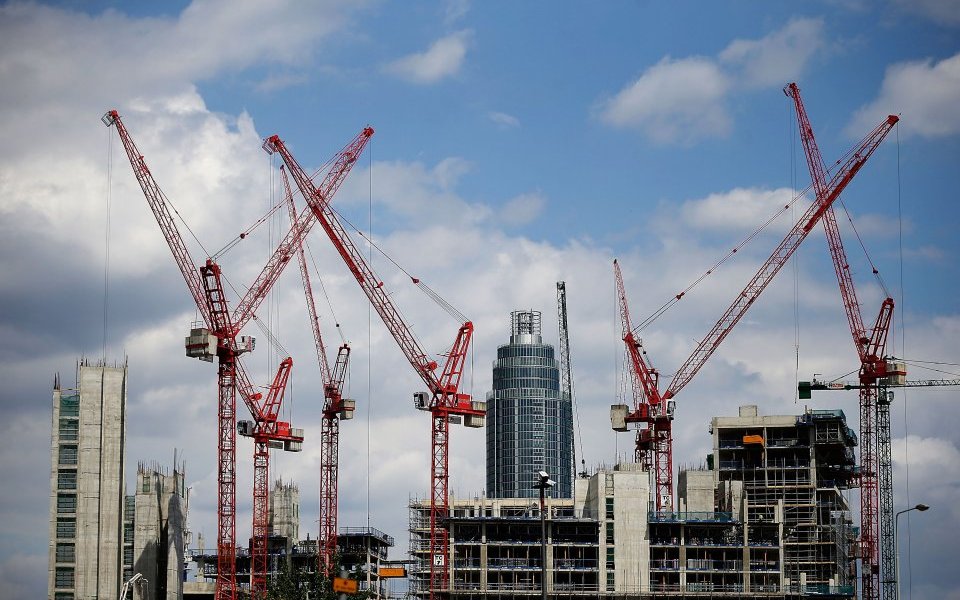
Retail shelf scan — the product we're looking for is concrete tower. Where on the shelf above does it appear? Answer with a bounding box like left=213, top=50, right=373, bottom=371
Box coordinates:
left=268, top=478, right=299, bottom=542
left=486, top=310, right=573, bottom=499
left=132, top=463, right=188, bottom=600
left=48, top=360, right=127, bottom=600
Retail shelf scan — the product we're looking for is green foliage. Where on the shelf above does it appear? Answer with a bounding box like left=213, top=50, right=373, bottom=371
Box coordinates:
left=264, top=554, right=374, bottom=600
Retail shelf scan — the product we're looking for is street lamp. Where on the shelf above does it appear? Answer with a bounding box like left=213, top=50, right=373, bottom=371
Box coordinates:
left=533, top=471, right=555, bottom=600
left=895, top=503, right=929, bottom=600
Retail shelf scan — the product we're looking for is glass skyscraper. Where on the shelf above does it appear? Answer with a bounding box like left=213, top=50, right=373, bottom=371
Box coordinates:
left=486, top=310, right=574, bottom=499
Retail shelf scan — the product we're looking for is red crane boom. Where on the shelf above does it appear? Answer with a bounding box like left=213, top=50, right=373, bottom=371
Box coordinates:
left=263, top=133, right=484, bottom=599
left=785, top=81, right=897, bottom=600
left=612, top=103, right=897, bottom=514
left=281, top=166, right=354, bottom=576
left=240, top=357, right=301, bottom=599
left=231, top=127, right=374, bottom=334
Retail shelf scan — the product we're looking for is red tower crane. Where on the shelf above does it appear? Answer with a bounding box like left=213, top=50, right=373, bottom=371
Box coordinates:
left=784, top=81, right=898, bottom=600
left=102, top=110, right=370, bottom=600
left=281, top=166, right=354, bottom=576
left=613, top=259, right=671, bottom=508
left=262, top=133, right=485, bottom=600
left=237, top=356, right=300, bottom=599
left=611, top=104, right=899, bottom=514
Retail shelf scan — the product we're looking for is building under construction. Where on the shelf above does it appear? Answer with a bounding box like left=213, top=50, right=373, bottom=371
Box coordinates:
left=408, top=404, right=856, bottom=598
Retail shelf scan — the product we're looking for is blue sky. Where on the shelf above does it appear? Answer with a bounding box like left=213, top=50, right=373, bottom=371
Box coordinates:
left=1, top=1, right=958, bottom=598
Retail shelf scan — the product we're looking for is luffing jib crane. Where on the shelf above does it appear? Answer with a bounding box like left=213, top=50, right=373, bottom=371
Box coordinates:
left=784, top=81, right=899, bottom=600
left=103, top=110, right=369, bottom=600
left=281, top=166, right=354, bottom=576
left=237, top=356, right=299, bottom=599
left=262, top=133, right=484, bottom=600
left=611, top=98, right=898, bottom=514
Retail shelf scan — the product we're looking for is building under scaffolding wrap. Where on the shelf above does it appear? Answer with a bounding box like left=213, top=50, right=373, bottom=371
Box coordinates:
left=407, top=405, right=858, bottom=598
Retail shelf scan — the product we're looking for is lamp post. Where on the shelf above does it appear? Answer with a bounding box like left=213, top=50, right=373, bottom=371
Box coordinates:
left=894, top=503, right=929, bottom=600
left=533, top=471, right=555, bottom=600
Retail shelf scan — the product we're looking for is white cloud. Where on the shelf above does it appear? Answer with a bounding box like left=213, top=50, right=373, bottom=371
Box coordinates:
left=847, top=52, right=960, bottom=139
left=500, top=191, right=546, bottom=227
left=488, top=111, right=520, bottom=128
left=680, top=187, right=804, bottom=232
left=719, top=18, right=825, bottom=88
left=384, top=30, right=471, bottom=84
left=598, top=19, right=825, bottom=144
left=597, top=56, right=732, bottom=144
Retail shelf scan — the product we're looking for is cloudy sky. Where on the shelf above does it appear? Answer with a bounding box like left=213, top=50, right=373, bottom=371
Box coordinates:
left=1, top=0, right=959, bottom=597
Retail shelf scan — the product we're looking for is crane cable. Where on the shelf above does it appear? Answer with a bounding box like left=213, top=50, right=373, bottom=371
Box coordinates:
left=634, top=181, right=813, bottom=334
left=103, top=120, right=114, bottom=363
left=790, top=96, right=801, bottom=404
left=635, top=120, right=885, bottom=336
left=895, top=125, right=916, bottom=599
left=211, top=153, right=338, bottom=262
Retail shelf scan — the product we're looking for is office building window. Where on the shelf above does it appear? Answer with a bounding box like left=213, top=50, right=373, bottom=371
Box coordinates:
left=55, top=543, right=75, bottom=563
left=54, top=567, right=74, bottom=588
left=57, top=469, right=77, bottom=490
left=58, top=445, right=78, bottom=465
left=56, top=517, right=76, bottom=539
left=57, top=493, right=76, bottom=514
left=58, top=419, right=78, bottom=441
left=59, top=395, right=80, bottom=417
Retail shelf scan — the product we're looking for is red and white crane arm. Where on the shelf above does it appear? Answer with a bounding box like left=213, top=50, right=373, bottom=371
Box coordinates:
left=281, top=165, right=333, bottom=382
left=257, top=356, right=293, bottom=429
left=232, top=127, right=374, bottom=334
left=264, top=134, right=467, bottom=404
left=102, top=110, right=210, bottom=326
left=785, top=83, right=874, bottom=355
left=665, top=111, right=899, bottom=399
left=614, top=260, right=662, bottom=409
left=280, top=166, right=353, bottom=411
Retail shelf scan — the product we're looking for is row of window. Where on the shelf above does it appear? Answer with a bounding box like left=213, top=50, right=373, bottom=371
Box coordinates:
left=497, top=345, right=555, bottom=360
left=58, top=419, right=79, bottom=441
left=59, top=445, right=78, bottom=465
left=59, top=395, right=80, bottom=417
left=57, top=493, right=76, bottom=513
left=55, top=543, right=74, bottom=563
left=54, top=567, right=73, bottom=588
left=57, top=469, right=77, bottom=490
left=494, top=355, right=560, bottom=368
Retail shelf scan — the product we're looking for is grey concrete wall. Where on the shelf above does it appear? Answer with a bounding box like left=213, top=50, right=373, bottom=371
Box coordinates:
left=48, top=364, right=127, bottom=600
left=134, top=467, right=186, bottom=600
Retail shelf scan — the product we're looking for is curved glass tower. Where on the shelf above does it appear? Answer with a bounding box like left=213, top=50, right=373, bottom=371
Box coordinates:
left=486, top=310, right=573, bottom=499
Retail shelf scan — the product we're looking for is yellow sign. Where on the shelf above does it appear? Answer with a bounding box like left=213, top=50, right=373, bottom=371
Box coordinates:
left=333, top=577, right=358, bottom=593
left=379, top=567, right=407, bottom=578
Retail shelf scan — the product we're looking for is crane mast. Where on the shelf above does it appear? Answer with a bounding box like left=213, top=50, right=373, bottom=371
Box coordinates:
left=556, top=282, right=577, bottom=486
left=264, top=133, right=484, bottom=599
left=785, top=81, right=899, bottom=600
left=610, top=104, right=897, bottom=517
left=281, top=167, right=354, bottom=576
